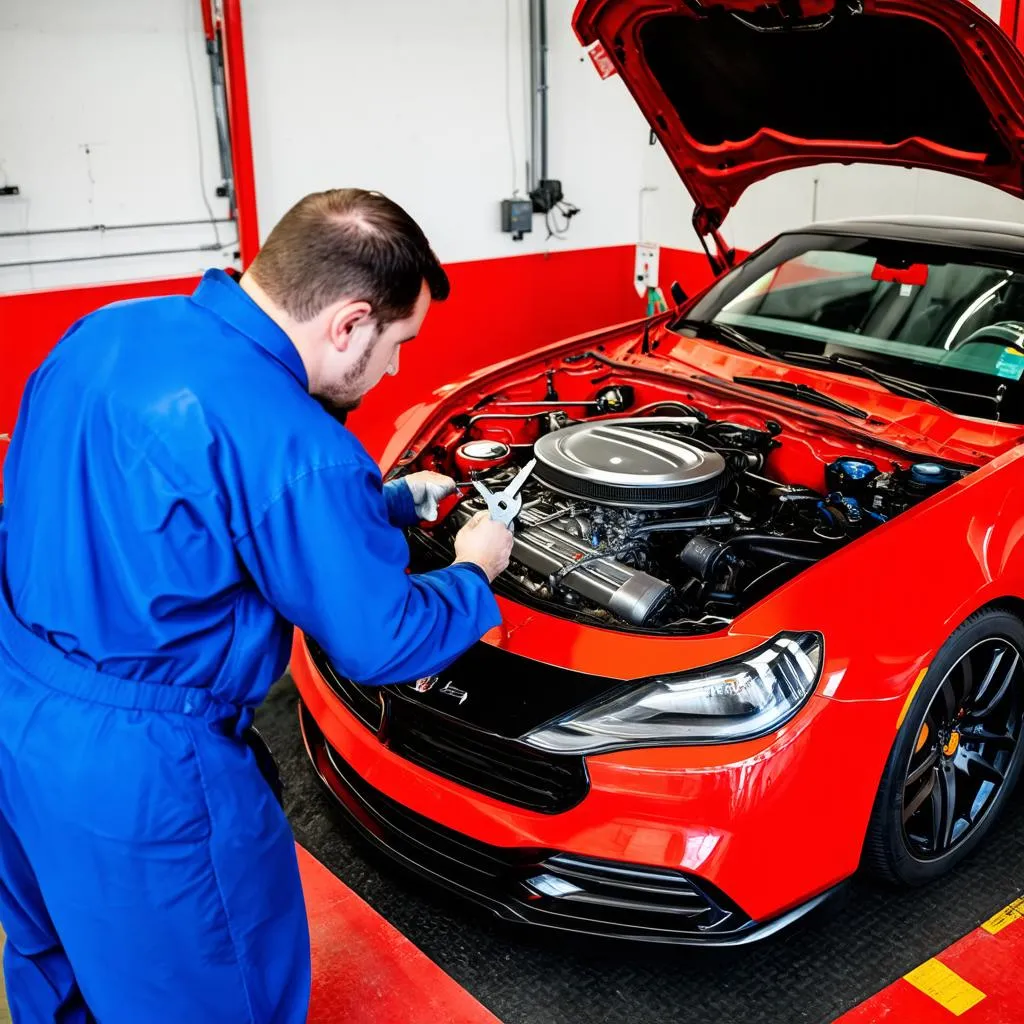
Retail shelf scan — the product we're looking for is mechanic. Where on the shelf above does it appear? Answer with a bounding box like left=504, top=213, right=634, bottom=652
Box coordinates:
left=0, top=188, right=513, bottom=1023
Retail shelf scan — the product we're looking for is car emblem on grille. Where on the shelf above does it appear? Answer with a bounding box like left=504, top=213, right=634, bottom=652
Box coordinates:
left=439, top=681, right=469, bottom=704
left=412, top=675, right=438, bottom=693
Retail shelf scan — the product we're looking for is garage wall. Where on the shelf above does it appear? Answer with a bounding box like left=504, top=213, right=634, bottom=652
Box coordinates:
left=0, top=0, right=236, bottom=294
left=243, top=0, right=654, bottom=263
left=0, top=0, right=659, bottom=287
left=0, top=0, right=686, bottom=445
left=2, top=0, right=1024, bottom=451
left=3, top=0, right=1019, bottom=289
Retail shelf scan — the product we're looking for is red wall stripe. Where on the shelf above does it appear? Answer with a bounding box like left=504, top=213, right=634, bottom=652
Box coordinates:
left=0, top=274, right=205, bottom=435
left=0, top=246, right=717, bottom=458
left=348, top=245, right=717, bottom=459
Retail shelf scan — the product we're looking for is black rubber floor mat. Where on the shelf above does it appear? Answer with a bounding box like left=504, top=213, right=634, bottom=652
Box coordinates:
left=256, top=677, right=1024, bottom=1024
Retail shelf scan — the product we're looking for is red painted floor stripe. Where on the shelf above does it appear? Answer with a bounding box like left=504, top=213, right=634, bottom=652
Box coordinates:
left=298, top=845, right=503, bottom=1024
left=835, top=897, right=1024, bottom=1023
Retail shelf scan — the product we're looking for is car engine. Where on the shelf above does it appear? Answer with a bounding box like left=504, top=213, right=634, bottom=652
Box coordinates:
left=405, top=388, right=970, bottom=635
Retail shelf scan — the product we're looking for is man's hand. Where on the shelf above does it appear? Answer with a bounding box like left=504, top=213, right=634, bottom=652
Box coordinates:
left=403, top=471, right=457, bottom=522
left=454, top=511, right=514, bottom=582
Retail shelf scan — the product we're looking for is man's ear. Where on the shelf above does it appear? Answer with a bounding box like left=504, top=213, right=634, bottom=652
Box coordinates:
left=328, top=300, right=373, bottom=352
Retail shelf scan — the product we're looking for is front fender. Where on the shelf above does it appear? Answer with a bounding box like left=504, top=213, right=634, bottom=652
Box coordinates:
left=738, top=441, right=1024, bottom=704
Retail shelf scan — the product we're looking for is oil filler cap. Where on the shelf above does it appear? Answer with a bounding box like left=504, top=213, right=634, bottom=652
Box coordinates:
left=455, top=440, right=512, bottom=478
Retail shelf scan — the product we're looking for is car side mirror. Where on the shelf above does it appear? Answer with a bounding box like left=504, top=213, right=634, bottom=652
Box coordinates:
left=670, top=281, right=688, bottom=306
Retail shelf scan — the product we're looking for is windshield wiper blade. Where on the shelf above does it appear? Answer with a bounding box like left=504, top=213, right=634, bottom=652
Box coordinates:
left=733, top=376, right=869, bottom=419
left=674, top=317, right=776, bottom=359
left=777, top=351, right=955, bottom=411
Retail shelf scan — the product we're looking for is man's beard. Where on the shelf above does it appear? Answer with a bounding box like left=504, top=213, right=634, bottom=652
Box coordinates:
left=313, top=339, right=374, bottom=420
left=318, top=393, right=362, bottom=417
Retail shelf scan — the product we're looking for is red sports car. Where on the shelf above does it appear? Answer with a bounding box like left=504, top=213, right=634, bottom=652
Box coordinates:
left=292, top=0, right=1024, bottom=944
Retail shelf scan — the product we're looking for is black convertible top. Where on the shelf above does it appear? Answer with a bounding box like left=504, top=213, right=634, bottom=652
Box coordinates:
left=790, top=215, right=1024, bottom=256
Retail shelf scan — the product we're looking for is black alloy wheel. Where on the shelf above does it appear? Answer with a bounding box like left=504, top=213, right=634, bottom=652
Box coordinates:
left=902, top=637, right=1023, bottom=858
left=864, top=608, right=1024, bottom=886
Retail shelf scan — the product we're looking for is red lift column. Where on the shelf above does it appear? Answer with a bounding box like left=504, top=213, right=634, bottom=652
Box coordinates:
left=199, top=0, right=260, bottom=268
left=1002, top=0, right=1024, bottom=50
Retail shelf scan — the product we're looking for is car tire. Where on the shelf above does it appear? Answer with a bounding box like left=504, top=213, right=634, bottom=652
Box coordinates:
left=863, top=606, right=1024, bottom=886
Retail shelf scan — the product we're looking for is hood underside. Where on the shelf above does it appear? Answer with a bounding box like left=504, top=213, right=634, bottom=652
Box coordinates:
left=573, top=0, right=1024, bottom=234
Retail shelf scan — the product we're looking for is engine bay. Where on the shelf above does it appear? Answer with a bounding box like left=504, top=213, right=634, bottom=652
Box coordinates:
left=401, top=362, right=975, bottom=635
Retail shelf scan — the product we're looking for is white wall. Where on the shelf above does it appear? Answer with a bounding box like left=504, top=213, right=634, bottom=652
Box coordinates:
left=641, top=147, right=1024, bottom=259
left=241, top=0, right=651, bottom=264
left=247, top=0, right=1024, bottom=263
left=975, top=0, right=1004, bottom=22
left=0, top=0, right=238, bottom=294
left=0, top=0, right=653, bottom=292
left=1, top=0, right=1021, bottom=295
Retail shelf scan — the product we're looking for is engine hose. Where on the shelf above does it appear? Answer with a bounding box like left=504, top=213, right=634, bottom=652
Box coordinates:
left=721, top=533, right=832, bottom=564
left=549, top=542, right=642, bottom=587
left=633, top=514, right=734, bottom=534
left=465, top=412, right=548, bottom=428
left=562, top=350, right=632, bottom=371
left=776, top=493, right=821, bottom=504
left=631, top=400, right=704, bottom=419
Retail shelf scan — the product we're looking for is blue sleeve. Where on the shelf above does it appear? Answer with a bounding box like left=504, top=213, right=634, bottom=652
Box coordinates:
left=235, top=462, right=501, bottom=686
left=382, top=478, right=419, bottom=526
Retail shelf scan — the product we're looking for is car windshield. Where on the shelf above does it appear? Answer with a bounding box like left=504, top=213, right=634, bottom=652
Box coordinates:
left=679, top=231, right=1024, bottom=423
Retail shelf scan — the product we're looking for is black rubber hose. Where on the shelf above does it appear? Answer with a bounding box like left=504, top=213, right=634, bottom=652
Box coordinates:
left=634, top=515, right=734, bottom=534
left=775, top=493, right=822, bottom=504
left=721, top=533, right=832, bottom=563
left=562, top=350, right=629, bottom=370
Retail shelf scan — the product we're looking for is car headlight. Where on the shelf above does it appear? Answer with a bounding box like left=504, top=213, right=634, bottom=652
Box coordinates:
left=522, top=632, right=823, bottom=754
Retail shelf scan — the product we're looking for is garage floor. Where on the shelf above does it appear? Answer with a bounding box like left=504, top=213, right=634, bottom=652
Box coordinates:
left=254, top=675, right=1024, bottom=1024
left=0, top=933, right=7, bottom=1024
left=0, top=677, right=1020, bottom=1024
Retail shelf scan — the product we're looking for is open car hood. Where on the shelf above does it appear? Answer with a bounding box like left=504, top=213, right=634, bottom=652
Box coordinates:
left=573, top=0, right=1024, bottom=248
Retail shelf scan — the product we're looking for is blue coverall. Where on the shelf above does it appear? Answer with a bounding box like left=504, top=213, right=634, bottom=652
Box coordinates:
left=0, top=269, right=500, bottom=1023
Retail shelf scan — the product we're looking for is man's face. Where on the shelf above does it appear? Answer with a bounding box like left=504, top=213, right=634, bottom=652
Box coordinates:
left=317, top=281, right=431, bottom=412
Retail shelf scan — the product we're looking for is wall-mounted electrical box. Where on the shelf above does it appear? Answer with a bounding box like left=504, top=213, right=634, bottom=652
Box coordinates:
left=529, top=179, right=563, bottom=213
left=634, top=242, right=660, bottom=298
left=501, top=198, right=533, bottom=241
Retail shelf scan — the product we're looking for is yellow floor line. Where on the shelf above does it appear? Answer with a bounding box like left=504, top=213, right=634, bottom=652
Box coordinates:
left=903, top=959, right=986, bottom=1016
left=981, top=896, right=1024, bottom=936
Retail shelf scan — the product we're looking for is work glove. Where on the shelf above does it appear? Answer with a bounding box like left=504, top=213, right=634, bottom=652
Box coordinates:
left=403, top=471, right=457, bottom=522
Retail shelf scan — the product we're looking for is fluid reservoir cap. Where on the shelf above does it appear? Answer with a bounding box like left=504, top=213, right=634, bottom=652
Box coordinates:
left=459, top=440, right=511, bottom=461
left=834, top=458, right=877, bottom=481
left=455, top=440, right=512, bottom=477
left=910, top=462, right=955, bottom=486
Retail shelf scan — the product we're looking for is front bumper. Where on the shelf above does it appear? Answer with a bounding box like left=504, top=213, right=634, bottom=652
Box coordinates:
left=298, top=701, right=840, bottom=945
left=292, top=631, right=892, bottom=937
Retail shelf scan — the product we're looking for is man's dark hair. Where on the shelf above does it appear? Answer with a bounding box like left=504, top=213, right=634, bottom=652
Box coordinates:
left=248, top=188, right=450, bottom=325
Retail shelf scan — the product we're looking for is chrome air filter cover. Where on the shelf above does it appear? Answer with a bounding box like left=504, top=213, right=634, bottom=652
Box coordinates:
left=533, top=418, right=727, bottom=509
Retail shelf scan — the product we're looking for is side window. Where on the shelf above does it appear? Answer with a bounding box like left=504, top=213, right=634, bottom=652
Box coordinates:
left=936, top=270, right=1016, bottom=351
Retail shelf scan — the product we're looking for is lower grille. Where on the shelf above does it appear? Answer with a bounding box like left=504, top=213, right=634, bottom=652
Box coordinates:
left=298, top=702, right=778, bottom=945
left=305, top=637, right=588, bottom=814
left=524, top=854, right=730, bottom=933
left=385, top=695, right=588, bottom=814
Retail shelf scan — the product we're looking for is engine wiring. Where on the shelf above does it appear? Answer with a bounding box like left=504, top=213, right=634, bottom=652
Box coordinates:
left=405, top=375, right=973, bottom=637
